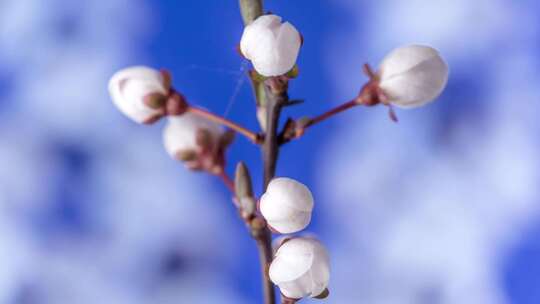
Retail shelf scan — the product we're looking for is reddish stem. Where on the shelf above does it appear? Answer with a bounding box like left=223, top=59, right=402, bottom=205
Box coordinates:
left=303, top=99, right=358, bottom=129
left=216, top=170, right=235, bottom=194
left=188, top=106, right=261, bottom=144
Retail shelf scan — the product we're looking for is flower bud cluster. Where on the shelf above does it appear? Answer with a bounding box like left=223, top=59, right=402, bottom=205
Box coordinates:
left=108, top=13, right=451, bottom=303
left=260, top=177, right=330, bottom=300
left=109, top=66, right=232, bottom=173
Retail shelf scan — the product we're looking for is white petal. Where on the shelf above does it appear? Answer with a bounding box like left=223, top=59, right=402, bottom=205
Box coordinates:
left=108, top=66, right=166, bottom=123
left=239, top=14, right=301, bottom=77
left=240, top=15, right=281, bottom=60
left=109, top=78, right=143, bottom=122
left=379, top=45, right=439, bottom=79
left=260, top=178, right=314, bottom=233
left=122, top=79, right=163, bottom=110
left=380, top=55, right=448, bottom=108
left=270, top=238, right=330, bottom=299
left=378, top=45, right=449, bottom=108
left=240, top=25, right=275, bottom=61
left=259, top=196, right=307, bottom=221
left=265, top=211, right=312, bottom=234
left=270, top=239, right=314, bottom=283
left=251, top=14, right=282, bottom=29
left=276, top=272, right=313, bottom=299
left=274, top=22, right=301, bottom=74
left=162, top=113, right=222, bottom=158
left=308, top=242, right=331, bottom=297
left=267, top=178, right=314, bottom=211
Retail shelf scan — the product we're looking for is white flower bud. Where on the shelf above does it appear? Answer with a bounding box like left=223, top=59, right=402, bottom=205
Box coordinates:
left=109, top=66, right=168, bottom=123
left=240, top=14, right=301, bottom=77
left=378, top=45, right=449, bottom=108
left=260, top=177, right=313, bottom=234
left=269, top=237, right=330, bottom=299
left=162, top=113, right=223, bottom=160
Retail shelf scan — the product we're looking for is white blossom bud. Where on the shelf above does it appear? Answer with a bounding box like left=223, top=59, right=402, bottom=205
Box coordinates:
left=378, top=45, right=449, bottom=108
left=269, top=237, right=330, bottom=299
left=260, top=177, right=313, bottom=234
left=162, top=113, right=223, bottom=160
left=109, top=66, right=168, bottom=123
left=240, top=14, right=301, bottom=77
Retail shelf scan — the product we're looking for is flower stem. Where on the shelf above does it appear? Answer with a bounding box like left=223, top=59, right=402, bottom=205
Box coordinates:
left=239, top=0, right=263, bottom=25
left=255, top=77, right=290, bottom=304
left=238, top=2, right=279, bottom=303
left=187, top=106, right=262, bottom=144
left=280, top=99, right=359, bottom=144
left=216, top=169, right=235, bottom=194
left=303, top=99, right=358, bottom=129
left=262, top=95, right=283, bottom=186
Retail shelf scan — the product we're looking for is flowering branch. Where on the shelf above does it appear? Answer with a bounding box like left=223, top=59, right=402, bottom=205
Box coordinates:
left=248, top=76, right=292, bottom=304
left=108, top=2, right=449, bottom=302
left=237, top=2, right=281, bottom=303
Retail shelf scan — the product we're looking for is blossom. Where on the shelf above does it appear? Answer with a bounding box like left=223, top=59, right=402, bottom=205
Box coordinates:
left=260, top=177, right=314, bottom=234
left=378, top=45, right=449, bottom=108
left=240, top=14, right=301, bottom=77
left=269, top=237, right=330, bottom=299
left=109, top=66, right=168, bottom=123
left=162, top=113, right=223, bottom=165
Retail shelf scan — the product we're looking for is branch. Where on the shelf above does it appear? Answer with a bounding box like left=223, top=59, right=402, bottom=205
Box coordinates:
left=238, top=1, right=277, bottom=304
left=278, top=63, right=391, bottom=144
left=279, top=99, right=358, bottom=144
left=263, top=78, right=288, bottom=186
left=239, top=0, right=268, bottom=131
left=215, top=169, right=235, bottom=195
left=187, top=106, right=262, bottom=144
left=253, top=77, right=291, bottom=304
left=239, top=0, right=263, bottom=25
left=253, top=221, right=275, bottom=304
left=302, top=100, right=358, bottom=131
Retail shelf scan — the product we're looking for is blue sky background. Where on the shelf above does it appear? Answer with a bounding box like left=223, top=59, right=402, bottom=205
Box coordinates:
left=0, top=0, right=539, bottom=303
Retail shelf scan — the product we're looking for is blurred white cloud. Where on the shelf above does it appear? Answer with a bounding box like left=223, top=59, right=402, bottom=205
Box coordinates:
left=322, top=1, right=540, bottom=304
left=0, top=0, right=246, bottom=303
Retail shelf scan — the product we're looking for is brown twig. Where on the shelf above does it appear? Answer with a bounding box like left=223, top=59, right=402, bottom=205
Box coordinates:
left=238, top=1, right=277, bottom=303
left=187, top=106, right=262, bottom=144
left=303, top=99, right=358, bottom=130
left=239, top=0, right=263, bottom=25
left=250, top=77, right=290, bottom=304
left=278, top=63, right=391, bottom=144
left=216, top=170, right=235, bottom=194
left=262, top=94, right=285, bottom=186
left=279, top=99, right=358, bottom=144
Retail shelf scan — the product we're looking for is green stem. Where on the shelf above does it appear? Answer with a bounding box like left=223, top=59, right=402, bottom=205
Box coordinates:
left=239, top=0, right=263, bottom=25
left=238, top=2, right=276, bottom=304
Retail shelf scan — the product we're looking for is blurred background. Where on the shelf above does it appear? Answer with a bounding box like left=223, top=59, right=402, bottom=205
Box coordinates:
left=1, top=0, right=539, bottom=303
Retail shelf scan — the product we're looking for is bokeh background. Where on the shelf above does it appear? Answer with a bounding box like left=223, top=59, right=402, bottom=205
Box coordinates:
left=1, top=0, right=539, bottom=303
